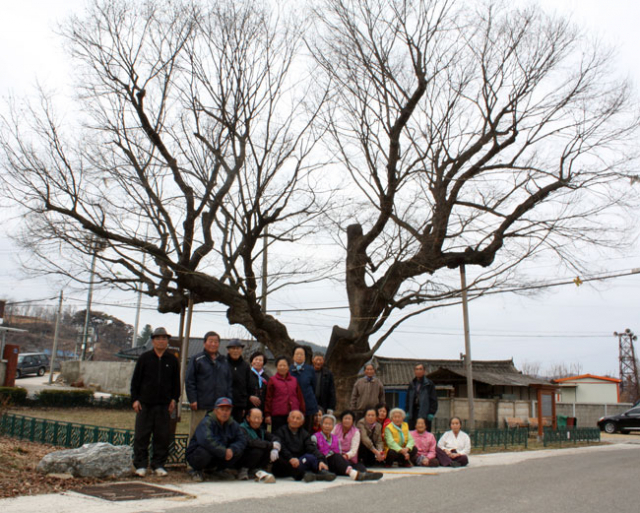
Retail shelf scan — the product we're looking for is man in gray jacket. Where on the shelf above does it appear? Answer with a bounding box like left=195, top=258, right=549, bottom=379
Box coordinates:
left=350, top=363, right=385, bottom=421
left=186, top=331, right=232, bottom=439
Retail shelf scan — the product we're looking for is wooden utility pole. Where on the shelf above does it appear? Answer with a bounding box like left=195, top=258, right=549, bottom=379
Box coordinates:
left=48, top=291, right=63, bottom=385
left=460, top=264, right=475, bottom=431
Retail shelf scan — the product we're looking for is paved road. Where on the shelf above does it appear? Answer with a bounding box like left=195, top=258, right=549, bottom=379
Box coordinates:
left=163, top=446, right=639, bottom=513
left=4, top=443, right=638, bottom=513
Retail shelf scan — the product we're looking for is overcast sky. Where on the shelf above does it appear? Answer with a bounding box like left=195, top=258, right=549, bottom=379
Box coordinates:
left=1, top=0, right=639, bottom=377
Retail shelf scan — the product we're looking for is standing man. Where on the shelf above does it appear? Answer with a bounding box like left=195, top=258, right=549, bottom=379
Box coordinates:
left=130, top=327, right=180, bottom=477
left=186, top=331, right=232, bottom=439
left=350, top=363, right=385, bottom=421
left=226, top=339, right=252, bottom=423
left=290, top=345, right=319, bottom=432
left=405, top=363, right=438, bottom=431
left=312, top=353, right=336, bottom=415
left=185, top=397, right=247, bottom=482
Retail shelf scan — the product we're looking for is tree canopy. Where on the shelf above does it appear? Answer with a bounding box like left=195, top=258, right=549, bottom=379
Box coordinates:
left=1, top=0, right=639, bottom=399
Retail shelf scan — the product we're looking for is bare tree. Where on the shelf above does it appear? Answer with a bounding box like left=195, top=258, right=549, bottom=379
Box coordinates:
left=309, top=0, right=640, bottom=401
left=1, top=0, right=328, bottom=357
left=1, top=0, right=640, bottom=408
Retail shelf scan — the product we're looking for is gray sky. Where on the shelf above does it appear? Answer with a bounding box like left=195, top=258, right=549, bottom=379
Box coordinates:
left=1, top=0, right=639, bottom=376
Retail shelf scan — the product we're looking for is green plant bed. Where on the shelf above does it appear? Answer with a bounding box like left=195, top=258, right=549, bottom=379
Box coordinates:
left=35, top=389, right=93, bottom=407
left=0, top=387, right=28, bottom=406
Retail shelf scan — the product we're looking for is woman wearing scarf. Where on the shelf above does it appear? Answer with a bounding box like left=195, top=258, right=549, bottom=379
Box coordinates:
left=265, top=356, right=306, bottom=433
left=357, top=407, right=385, bottom=466
left=384, top=407, right=418, bottom=467
left=313, top=414, right=382, bottom=481
left=248, top=351, right=270, bottom=415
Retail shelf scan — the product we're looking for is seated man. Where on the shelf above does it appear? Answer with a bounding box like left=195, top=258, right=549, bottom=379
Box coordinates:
left=238, top=408, right=281, bottom=482
left=186, top=397, right=247, bottom=481
left=273, top=410, right=336, bottom=482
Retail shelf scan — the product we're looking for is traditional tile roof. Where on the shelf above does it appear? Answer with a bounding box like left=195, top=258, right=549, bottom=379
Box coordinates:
left=372, top=355, right=549, bottom=388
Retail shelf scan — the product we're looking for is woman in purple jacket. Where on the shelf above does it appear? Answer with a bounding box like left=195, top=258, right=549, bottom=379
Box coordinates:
left=312, top=414, right=382, bottom=481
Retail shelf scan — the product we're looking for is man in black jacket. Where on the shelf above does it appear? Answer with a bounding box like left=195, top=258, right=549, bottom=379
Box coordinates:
left=312, top=354, right=336, bottom=415
left=130, top=327, right=180, bottom=477
left=273, top=410, right=336, bottom=482
left=238, top=408, right=280, bottom=481
left=226, top=340, right=252, bottom=422
left=186, top=331, right=232, bottom=439
left=186, top=397, right=247, bottom=482
left=405, top=363, right=438, bottom=431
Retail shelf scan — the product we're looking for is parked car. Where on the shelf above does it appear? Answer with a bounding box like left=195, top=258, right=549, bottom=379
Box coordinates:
left=16, top=353, right=50, bottom=378
left=597, top=405, right=640, bottom=434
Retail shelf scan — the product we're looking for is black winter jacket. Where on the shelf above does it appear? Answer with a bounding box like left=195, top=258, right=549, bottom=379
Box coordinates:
left=405, top=376, right=438, bottom=421
left=227, top=355, right=252, bottom=410
left=130, top=349, right=180, bottom=405
left=314, top=367, right=336, bottom=412
left=185, top=351, right=232, bottom=410
left=274, top=425, right=325, bottom=462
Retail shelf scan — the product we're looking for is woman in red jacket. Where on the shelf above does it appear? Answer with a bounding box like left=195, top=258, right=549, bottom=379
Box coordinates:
left=265, top=356, right=306, bottom=433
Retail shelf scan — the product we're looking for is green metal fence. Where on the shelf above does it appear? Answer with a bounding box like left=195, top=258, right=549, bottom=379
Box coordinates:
left=542, top=427, right=601, bottom=446
left=0, top=413, right=188, bottom=464
left=1, top=412, right=600, bottom=460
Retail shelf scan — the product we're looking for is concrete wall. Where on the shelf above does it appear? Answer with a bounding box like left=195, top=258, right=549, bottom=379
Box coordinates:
left=555, top=402, right=631, bottom=427
left=62, top=361, right=135, bottom=395
left=434, top=398, right=532, bottom=428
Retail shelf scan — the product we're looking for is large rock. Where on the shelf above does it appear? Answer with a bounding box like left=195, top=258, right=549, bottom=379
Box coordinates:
left=37, top=442, right=133, bottom=478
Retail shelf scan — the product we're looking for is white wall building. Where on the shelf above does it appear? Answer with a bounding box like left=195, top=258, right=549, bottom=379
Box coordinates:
left=552, top=374, right=620, bottom=404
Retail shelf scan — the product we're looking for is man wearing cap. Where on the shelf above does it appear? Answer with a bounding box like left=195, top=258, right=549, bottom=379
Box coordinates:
left=130, top=327, right=180, bottom=477
left=186, top=331, right=232, bottom=439
left=226, top=339, right=252, bottom=423
left=186, top=397, right=247, bottom=481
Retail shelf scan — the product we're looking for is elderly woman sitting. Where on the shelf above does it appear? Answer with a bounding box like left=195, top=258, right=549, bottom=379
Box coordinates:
left=312, top=414, right=382, bottom=481
left=436, top=416, right=471, bottom=467
left=384, top=408, right=418, bottom=467
left=357, top=407, right=385, bottom=466
left=410, top=418, right=439, bottom=467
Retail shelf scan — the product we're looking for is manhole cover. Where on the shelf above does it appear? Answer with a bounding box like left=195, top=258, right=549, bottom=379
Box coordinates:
left=73, top=482, right=192, bottom=501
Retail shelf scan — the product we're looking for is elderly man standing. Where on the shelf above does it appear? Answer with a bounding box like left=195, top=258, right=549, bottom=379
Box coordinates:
left=186, top=331, right=232, bottom=439
left=312, top=354, right=336, bottom=415
left=130, top=327, right=180, bottom=477
left=406, top=363, right=438, bottom=431
left=186, top=397, right=247, bottom=482
left=350, top=363, right=385, bottom=421
left=226, top=339, right=253, bottom=423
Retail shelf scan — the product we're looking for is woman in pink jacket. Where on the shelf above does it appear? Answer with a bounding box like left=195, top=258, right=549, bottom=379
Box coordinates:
left=265, top=356, right=306, bottom=433
left=410, top=417, right=439, bottom=467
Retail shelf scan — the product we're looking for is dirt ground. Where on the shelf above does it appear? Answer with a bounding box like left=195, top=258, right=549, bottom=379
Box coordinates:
left=0, top=436, right=191, bottom=499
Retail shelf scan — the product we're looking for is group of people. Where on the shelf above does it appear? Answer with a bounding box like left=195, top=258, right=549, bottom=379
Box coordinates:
left=129, top=328, right=471, bottom=480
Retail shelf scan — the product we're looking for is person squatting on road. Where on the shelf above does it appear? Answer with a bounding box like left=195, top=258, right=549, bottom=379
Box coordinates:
left=186, top=397, right=247, bottom=481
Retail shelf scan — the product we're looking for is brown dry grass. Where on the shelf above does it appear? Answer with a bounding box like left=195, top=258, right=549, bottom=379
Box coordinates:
left=8, top=406, right=190, bottom=433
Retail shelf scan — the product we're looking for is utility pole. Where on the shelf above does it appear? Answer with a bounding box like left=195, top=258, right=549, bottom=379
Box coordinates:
left=615, top=329, right=640, bottom=404
left=80, top=245, right=98, bottom=361
left=131, top=232, right=148, bottom=347
left=460, top=264, right=475, bottom=431
left=48, top=291, right=63, bottom=385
